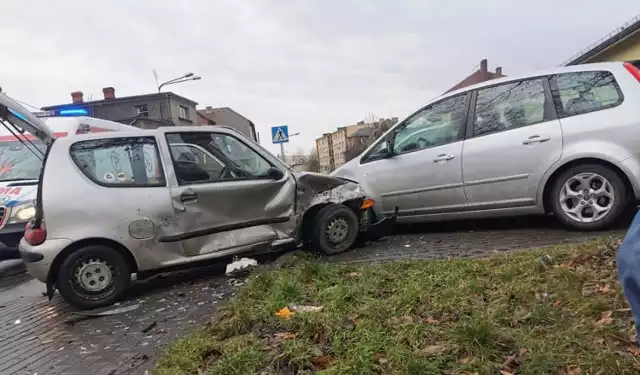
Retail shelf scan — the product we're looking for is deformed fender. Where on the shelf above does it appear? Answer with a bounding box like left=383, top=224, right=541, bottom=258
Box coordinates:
left=293, top=171, right=366, bottom=217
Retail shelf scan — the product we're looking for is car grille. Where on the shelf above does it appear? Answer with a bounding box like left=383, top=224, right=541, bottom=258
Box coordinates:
left=0, top=207, right=5, bottom=228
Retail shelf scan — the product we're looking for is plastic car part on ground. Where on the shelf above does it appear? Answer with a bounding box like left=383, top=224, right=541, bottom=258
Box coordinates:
left=276, top=304, right=324, bottom=319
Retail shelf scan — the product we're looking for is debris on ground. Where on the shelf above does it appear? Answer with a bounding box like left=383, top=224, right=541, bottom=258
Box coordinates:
left=275, top=307, right=294, bottom=319
left=225, top=257, right=258, bottom=277
left=291, top=305, right=324, bottom=313
left=73, top=304, right=141, bottom=317
left=65, top=304, right=141, bottom=325
left=141, top=321, right=157, bottom=333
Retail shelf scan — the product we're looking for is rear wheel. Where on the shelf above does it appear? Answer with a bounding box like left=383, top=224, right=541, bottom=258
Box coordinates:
left=310, top=204, right=359, bottom=254
left=57, top=245, right=131, bottom=309
left=550, top=164, right=628, bottom=230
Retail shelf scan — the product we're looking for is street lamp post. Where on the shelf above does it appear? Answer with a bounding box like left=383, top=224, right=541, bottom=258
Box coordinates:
left=281, top=132, right=300, bottom=162
left=157, top=72, right=202, bottom=92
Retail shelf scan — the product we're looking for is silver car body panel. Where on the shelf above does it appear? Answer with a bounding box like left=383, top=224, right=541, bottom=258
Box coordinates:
left=332, top=62, right=640, bottom=223
left=12, top=125, right=366, bottom=281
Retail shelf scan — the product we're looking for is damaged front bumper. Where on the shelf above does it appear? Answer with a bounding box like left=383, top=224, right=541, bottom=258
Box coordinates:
left=360, top=206, right=397, bottom=239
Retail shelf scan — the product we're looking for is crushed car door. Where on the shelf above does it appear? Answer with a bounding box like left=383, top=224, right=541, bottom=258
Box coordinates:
left=160, top=130, right=297, bottom=257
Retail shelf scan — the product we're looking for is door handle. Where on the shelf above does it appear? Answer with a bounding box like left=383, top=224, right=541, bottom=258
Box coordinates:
left=433, top=154, right=454, bottom=162
left=180, top=191, right=198, bottom=203
left=522, top=135, right=551, bottom=145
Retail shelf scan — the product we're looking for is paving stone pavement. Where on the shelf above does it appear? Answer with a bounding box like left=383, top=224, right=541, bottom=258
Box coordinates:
left=0, top=265, right=242, bottom=375
left=330, top=215, right=627, bottom=264
left=0, top=215, right=629, bottom=375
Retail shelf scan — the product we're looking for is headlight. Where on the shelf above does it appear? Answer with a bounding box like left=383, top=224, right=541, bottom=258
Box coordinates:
left=8, top=201, right=36, bottom=224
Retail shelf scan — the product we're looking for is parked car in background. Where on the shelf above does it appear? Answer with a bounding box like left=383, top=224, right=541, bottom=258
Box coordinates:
left=0, top=92, right=393, bottom=309
left=333, top=62, right=640, bottom=231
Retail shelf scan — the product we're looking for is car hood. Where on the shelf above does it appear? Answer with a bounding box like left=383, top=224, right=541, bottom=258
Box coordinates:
left=293, top=171, right=365, bottom=212
left=329, top=157, right=359, bottom=180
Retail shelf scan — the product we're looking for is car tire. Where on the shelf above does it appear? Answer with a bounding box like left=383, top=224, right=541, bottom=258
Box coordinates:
left=57, top=245, right=131, bottom=309
left=549, top=163, right=628, bottom=231
left=310, top=204, right=359, bottom=255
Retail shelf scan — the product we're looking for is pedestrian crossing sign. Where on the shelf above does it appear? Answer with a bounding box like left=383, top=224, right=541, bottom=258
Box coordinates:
left=271, top=125, right=289, bottom=144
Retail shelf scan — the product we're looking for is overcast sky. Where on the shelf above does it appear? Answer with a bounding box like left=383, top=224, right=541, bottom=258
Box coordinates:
left=2, top=0, right=639, bottom=155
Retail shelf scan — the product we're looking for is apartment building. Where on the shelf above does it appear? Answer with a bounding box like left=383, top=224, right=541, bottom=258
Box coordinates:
left=316, top=117, right=398, bottom=173
left=316, top=132, right=334, bottom=173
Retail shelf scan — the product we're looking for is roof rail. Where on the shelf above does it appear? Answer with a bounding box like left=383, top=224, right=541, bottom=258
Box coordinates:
left=560, top=13, right=640, bottom=66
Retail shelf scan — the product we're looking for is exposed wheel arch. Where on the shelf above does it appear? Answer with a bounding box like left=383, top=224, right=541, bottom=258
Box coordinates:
left=542, top=157, right=634, bottom=213
left=48, top=238, right=138, bottom=285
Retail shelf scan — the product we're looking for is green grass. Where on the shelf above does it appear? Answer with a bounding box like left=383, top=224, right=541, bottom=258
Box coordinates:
left=154, top=238, right=640, bottom=375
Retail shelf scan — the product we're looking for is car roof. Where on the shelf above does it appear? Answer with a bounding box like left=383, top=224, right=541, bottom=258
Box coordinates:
left=51, top=125, right=245, bottom=145
left=444, top=62, right=625, bottom=98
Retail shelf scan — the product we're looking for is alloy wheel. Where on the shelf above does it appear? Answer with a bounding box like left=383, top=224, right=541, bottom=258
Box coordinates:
left=558, top=172, right=615, bottom=223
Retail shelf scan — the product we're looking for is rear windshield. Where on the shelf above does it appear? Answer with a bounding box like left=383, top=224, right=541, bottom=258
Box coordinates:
left=0, top=140, right=45, bottom=182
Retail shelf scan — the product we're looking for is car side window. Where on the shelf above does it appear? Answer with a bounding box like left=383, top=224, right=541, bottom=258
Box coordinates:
left=70, top=137, right=165, bottom=187
left=473, top=79, right=546, bottom=138
left=169, top=144, right=226, bottom=180
left=391, top=94, right=466, bottom=155
left=166, top=132, right=272, bottom=185
left=549, top=71, right=623, bottom=118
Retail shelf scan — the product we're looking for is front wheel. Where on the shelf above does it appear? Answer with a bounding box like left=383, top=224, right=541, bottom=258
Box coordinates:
left=57, top=245, right=131, bottom=309
left=310, top=204, right=359, bottom=254
left=550, top=164, right=628, bottom=231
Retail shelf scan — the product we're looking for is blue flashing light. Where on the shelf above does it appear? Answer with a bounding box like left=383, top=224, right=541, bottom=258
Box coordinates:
left=57, top=108, right=88, bottom=116
left=7, top=108, right=28, bottom=122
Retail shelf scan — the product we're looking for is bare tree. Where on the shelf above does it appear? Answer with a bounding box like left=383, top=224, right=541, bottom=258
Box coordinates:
left=344, top=141, right=368, bottom=163
left=307, top=147, right=320, bottom=173
left=364, top=112, right=377, bottom=125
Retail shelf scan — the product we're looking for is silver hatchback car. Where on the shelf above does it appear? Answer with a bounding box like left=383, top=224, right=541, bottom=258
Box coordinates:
left=333, top=62, right=640, bottom=230
left=0, top=93, right=393, bottom=309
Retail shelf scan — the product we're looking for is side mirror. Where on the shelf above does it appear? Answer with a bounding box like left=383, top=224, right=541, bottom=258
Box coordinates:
left=266, top=167, right=285, bottom=180
left=379, top=140, right=392, bottom=158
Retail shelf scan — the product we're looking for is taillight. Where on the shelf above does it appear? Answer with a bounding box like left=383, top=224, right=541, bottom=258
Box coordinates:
left=623, top=62, right=640, bottom=82
left=24, top=220, right=46, bottom=246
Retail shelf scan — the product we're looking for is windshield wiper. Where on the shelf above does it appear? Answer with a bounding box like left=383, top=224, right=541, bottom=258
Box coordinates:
left=1, top=178, right=39, bottom=183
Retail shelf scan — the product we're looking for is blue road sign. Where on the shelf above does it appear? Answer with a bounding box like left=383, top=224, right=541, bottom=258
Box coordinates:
left=271, top=125, right=289, bottom=144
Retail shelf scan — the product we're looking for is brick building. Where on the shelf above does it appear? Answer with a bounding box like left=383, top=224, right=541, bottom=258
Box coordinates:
left=42, top=88, right=198, bottom=129
left=197, top=106, right=258, bottom=142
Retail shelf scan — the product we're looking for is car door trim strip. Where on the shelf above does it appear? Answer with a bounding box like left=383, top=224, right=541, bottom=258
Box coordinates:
left=158, top=216, right=291, bottom=243
left=381, top=182, right=464, bottom=198
left=464, top=173, right=529, bottom=187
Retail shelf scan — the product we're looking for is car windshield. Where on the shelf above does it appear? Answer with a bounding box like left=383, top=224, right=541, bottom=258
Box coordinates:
left=0, top=140, right=45, bottom=182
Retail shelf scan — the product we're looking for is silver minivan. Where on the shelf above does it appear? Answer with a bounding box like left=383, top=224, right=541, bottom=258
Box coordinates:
left=333, top=62, right=640, bottom=230
left=0, top=93, right=393, bottom=309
